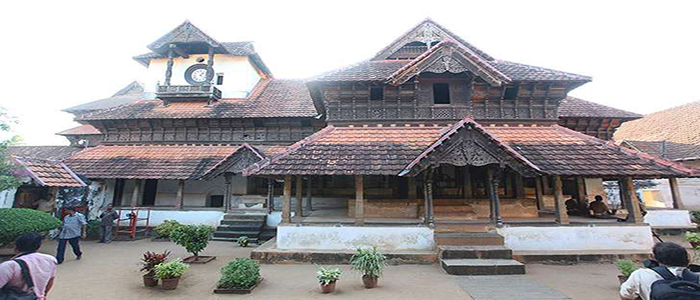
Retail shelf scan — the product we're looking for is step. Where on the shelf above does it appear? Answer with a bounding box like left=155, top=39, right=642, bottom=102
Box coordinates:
left=213, top=231, right=261, bottom=238
left=223, top=214, right=266, bottom=221
left=212, top=236, right=260, bottom=244
left=436, top=232, right=504, bottom=246
left=220, top=219, right=266, bottom=226
left=434, top=224, right=489, bottom=233
left=216, top=225, right=263, bottom=232
left=258, top=230, right=276, bottom=242
left=439, top=245, right=513, bottom=259
left=441, top=259, right=525, bottom=275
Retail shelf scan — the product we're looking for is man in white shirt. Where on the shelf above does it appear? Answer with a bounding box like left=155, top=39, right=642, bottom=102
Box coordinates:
left=620, top=242, right=697, bottom=300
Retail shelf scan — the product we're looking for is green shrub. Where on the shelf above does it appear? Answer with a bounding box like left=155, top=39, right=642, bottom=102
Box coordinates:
left=615, top=259, right=639, bottom=277
left=686, top=231, right=700, bottom=244
left=350, top=246, right=387, bottom=278
left=691, top=211, right=700, bottom=224
left=217, top=258, right=261, bottom=289
left=237, top=236, right=250, bottom=247
left=140, top=250, right=171, bottom=276
left=85, top=219, right=101, bottom=239
left=170, top=224, right=214, bottom=257
left=317, top=266, right=342, bottom=285
left=153, top=220, right=182, bottom=239
left=0, top=208, right=61, bottom=246
left=154, top=259, right=189, bottom=279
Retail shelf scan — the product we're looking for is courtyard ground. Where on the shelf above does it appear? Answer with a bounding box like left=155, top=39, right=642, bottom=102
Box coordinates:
left=39, top=239, right=623, bottom=300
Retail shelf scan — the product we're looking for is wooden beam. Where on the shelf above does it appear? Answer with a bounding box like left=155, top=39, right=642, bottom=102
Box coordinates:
left=282, top=175, right=292, bottom=224
left=622, top=177, right=643, bottom=223
left=486, top=167, right=503, bottom=226
left=223, top=175, right=232, bottom=212
left=176, top=180, right=185, bottom=210
left=424, top=169, right=435, bottom=227
left=463, top=166, right=473, bottom=199
left=553, top=175, right=569, bottom=224
left=669, top=177, right=685, bottom=210
left=131, top=179, right=143, bottom=208
left=266, top=179, right=274, bottom=214
left=355, top=175, right=365, bottom=226
left=295, top=176, right=303, bottom=221
left=535, top=177, right=545, bottom=210
left=306, top=176, right=313, bottom=213
left=576, top=176, right=587, bottom=212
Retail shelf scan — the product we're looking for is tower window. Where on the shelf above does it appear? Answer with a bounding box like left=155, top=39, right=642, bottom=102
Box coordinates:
left=433, top=83, right=450, bottom=104
left=504, top=85, right=519, bottom=100
left=370, top=84, right=384, bottom=100
left=216, top=73, right=224, bottom=85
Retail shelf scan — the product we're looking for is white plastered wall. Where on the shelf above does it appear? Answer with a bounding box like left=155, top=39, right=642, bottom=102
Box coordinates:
left=497, top=226, right=653, bottom=253
left=144, top=54, right=262, bottom=98
left=276, top=226, right=436, bottom=251
left=0, top=188, right=17, bottom=208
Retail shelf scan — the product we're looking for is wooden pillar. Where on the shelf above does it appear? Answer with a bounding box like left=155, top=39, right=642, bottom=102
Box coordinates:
left=306, top=176, right=313, bottom=213
left=130, top=179, right=143, bottom=208
left=423, top=169, right=435, bottom=227
left=669, top=178, right=685, bottom=210
left=355, top=175, right=365, bottom=226
left=176, top=180, right=185, bottom=210
left=223, top=174, right=232, bottom=212
left=266, top=179, right=274, bottom=213
left=487, top=167, right=503, bottom=226
left=295, top=176, right=303, bottom=221
left=543, top=175, right=553, bottom=194
left=408, top=177, right=417, bottom=199
left=535, top=177, right=545, bottom=210
left=553, top=175, right=569, bottom=224
left=514, top=173, right=525, bottom=199
left=576, top=176, right=587, bottom=211
left=463, top=166, right=473, bottom=199
left=282, top=175, right=292, bottom=224
left=164, top=46, right=175, bottom=86
left=622, top=176, right=643, bottom=223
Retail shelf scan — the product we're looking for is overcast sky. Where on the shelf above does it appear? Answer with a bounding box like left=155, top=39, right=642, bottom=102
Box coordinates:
left=1, top=0, right=698, bottom=145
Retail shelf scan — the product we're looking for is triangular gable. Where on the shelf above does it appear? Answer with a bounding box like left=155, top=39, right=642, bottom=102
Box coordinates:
left=399, top=118, right=540, bottom=177
left=201, top=144, right=265, bottom=179
left=13, top=157, right=87, bottom=187
left=387, top=41, right=510, bottom=86
left=148, top=20, right=221, bottom=51
left=372, top=19, right=493, bottom=61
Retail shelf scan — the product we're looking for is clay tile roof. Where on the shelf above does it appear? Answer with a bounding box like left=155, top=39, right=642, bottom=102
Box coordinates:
left=63, top=81, right=145, bottom=114
left=76, top=79, right=317, bottom=121
left=64, top=145, right=242, bottom=180
left=614, top=100, right=700, bottom=147
left=56, top=124, right=101, bottom=136
left=620, top=140, right=700, bottom=162
left=14, top=157, right=86, bottom=187
left=558, top=96, right=642, bottom=119
left=7, top=146, right=83, bottom=161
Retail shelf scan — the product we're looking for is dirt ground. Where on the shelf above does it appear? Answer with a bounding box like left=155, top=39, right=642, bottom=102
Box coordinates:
left=36, top=239, right=623, bottom=300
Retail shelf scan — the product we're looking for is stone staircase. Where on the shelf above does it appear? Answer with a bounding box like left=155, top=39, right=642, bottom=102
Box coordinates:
left=212, top=213, right=266, bottom=244
left=436, top=224, right=525, bottom=275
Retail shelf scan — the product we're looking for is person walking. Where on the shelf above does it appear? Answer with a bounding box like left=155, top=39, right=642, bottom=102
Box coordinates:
left=99, top=204, right=119, bottom=243
left=0, top=232, right=58, bottom=300
left=55, top=206, right=86, bottom=264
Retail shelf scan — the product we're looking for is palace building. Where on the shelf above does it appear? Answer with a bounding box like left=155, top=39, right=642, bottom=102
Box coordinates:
left=15, top=19, right=697, bottom=271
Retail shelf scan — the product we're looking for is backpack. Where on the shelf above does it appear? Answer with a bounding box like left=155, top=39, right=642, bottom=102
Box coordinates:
left=650, top=266, right=700, bottom=300
left=0, top=259, right=38, bottom=300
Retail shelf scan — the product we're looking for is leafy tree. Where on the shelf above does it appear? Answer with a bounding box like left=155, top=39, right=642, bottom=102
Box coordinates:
left=170, top=224, right=214, bottom=258
left=0, top=107, right=20, bottom=192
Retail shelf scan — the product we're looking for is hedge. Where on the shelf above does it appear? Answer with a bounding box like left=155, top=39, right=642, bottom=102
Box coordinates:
left=0, top=208, right=62, bottom=246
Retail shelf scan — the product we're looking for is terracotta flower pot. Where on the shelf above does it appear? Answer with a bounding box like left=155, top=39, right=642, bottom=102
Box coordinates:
left=321, top=281, right=337, bottom=294
left=143, top=275, right=158, bottom=287
left=362, top=275, right=378, bottom=289
left=618, top=275, right=629, bottom=285
left=161, top=277, right=181, bottom=290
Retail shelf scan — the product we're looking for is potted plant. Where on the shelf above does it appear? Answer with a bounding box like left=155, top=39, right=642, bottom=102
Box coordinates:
left=214, top=258, right=263, bottom=294
left=170, top=224, right=216, bottom=263
left=140, top=250, right=171, bottom=287
left=615, top=259, right=639, bottom=284
left=317, top=266, right=342, bottom=294
left=686, top=231, right=700, bottom=249
left=350, top=246, right=387, bottom=289
left=237, top=236, right=250, bottom=247
left=152, top=220, right=182, bottom=241
left=154, top=259, right=189, bottom=290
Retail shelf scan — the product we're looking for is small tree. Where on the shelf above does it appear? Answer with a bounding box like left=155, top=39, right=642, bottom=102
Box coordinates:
left=170, top=224, right=214, bottom=258
left=0, top=107, right=21, bottom=192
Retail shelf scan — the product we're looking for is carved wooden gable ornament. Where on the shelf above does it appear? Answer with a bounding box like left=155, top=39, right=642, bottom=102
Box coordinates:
left=148, top=20, right=221, bottom=51
left=399, top=119, right=540, bottom=177
left=201, top=144, right=265, bottom=179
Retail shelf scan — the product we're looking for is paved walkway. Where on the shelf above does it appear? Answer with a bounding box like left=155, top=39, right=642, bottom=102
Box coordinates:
left=456, top=275, right=571, bottom=300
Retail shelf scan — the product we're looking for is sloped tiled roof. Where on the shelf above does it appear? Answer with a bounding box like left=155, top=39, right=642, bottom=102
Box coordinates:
left=76, top=79, right=317, bottom=121
left=246, top=122, right=696, bottom=178
left=14, top=157, right=86, bottom=187
left=614, top=100, right=700, bottom=146
left=63, top=81, right=145, bottom=114
left=63, top=144, right=289, bottom=180
left=56, top=124, right=101, bottom=136
left=620, top=140, right=700, bottom=161
left=8, top=146, right=83, bottom=160
left=558, top=96, right=642, bottom=119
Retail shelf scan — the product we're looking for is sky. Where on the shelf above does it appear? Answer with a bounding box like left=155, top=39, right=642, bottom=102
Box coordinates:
left=1, top=0, right=698, bottom=145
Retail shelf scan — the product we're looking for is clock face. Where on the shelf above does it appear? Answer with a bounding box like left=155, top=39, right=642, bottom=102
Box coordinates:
left=184, top=64, right=214, bottom=85
left=191, top=68, right=209, bottom=83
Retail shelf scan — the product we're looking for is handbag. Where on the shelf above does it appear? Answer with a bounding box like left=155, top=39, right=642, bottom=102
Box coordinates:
left=0, top=259, right=38, bottom=300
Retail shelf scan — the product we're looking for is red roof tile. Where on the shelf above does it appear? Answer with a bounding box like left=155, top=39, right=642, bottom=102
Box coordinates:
left=614, top=100, right=700, bottom=146
left=14, top=157, right=86, bottom=187
left=56, top=124, right=101, bottom=136
left=558, top=96, right=641, bottom=119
